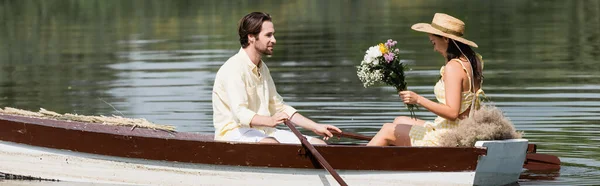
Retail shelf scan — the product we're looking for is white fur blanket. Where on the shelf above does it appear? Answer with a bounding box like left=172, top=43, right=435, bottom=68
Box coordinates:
left=438, top=105, right=522, bottom=147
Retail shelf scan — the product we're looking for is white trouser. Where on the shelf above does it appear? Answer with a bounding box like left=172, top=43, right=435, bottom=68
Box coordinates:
left=221, top=128, right=315, bottom=144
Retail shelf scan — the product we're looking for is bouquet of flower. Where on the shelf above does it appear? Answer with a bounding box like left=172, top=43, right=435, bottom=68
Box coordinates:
left=357, top=39, right=417, bottom=118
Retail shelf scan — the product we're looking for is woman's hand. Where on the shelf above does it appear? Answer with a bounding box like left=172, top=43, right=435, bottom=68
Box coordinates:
left=312, top=124, right=342, bottom=140
left=399, top=91, right=421, bottom=105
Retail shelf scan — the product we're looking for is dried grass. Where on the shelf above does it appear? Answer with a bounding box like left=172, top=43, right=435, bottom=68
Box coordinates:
left=0, top=107, right=175, bottom=132
left=438, top=105, right=522, bottom=147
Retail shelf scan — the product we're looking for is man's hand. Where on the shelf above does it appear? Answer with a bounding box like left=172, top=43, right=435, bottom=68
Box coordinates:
left=268, top=112, right=289, bottom=127
left=312, top=124, right=342, bottom=140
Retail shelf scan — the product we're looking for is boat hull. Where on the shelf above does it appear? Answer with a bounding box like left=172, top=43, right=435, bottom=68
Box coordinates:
left=0, top=114, right=528, bottom=185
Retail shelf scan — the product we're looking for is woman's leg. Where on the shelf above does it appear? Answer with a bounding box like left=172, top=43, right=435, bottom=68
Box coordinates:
left=393, top=116, right=426, bottom=126
left=367, top=117, right=426, bottom=146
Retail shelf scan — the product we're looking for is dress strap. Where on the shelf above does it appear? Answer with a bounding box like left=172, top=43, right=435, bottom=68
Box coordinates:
left=451, top=58, right=480, bottom=118
left=450, top=59, right=473, bottom=93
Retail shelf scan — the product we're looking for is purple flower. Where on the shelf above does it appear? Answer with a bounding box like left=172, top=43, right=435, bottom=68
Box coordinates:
left=384, top=53, right=395, bottom=63
left=385, top=39, right=398, bottom=48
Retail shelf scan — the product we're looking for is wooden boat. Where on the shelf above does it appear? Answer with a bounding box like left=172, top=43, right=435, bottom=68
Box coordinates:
left=0, top=113, right=560, bottom=186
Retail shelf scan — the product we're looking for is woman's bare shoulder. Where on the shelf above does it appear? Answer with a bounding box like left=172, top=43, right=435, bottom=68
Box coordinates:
left=443, top=61, right=466, bottom=76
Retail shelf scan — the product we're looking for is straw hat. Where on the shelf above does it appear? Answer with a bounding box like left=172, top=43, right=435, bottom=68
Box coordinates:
left=411, top=13, right=478, bottom=48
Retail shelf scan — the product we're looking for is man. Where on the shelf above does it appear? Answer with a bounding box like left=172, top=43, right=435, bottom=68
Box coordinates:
left=212, top=12, right=341, bottom=144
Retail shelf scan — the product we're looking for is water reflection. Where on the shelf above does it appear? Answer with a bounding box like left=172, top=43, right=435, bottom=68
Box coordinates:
left=1, top=0, right=600, bottom=185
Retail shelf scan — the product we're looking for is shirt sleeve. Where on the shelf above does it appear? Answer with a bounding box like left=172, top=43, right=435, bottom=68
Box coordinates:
left=266, top=69, right=297, bottom=117
left=224, top=73, right=257, bottom=128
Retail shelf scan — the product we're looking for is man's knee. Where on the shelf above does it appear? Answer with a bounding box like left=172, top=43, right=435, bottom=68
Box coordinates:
left=259, top=137, right=280, bottom=144
left=309, top=138, right=327, bottom=145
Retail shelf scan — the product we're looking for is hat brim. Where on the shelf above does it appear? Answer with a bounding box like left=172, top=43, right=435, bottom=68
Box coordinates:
left=411, top=23, right=478, bottom=48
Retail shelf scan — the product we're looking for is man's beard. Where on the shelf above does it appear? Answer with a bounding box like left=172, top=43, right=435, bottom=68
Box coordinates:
left=255, top=38, right=273, bottom=56
left=257, top=45, right=273, bottom=56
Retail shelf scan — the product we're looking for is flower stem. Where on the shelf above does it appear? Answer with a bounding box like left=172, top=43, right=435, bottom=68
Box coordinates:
left=389, top=65, right=417, bottom=119
left=395, top=86, right=418, bottom=119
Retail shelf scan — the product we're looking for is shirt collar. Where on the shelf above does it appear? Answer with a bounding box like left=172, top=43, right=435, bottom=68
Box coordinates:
left=238, top=47, right=262, bottom=75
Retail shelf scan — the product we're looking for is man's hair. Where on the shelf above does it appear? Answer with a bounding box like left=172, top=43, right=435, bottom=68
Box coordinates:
left=238, top=12, right=272, bottom=48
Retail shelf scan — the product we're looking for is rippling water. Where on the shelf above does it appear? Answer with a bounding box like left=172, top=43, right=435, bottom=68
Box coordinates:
left=1, top=0, right=599, bottom=185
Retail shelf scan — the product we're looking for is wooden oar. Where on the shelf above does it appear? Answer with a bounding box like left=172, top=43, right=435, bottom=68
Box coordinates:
left=329, top=129, right=373, bottom=141
left=284, top=121, right=348, bottom=186
left=523, top=144, right=561, bottom=171
left=328, top=129, right=561, bottom=171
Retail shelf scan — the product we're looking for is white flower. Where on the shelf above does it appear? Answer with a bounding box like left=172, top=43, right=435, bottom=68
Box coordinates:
left=356, top=65, right=383, bottom=88
left=363, top=46, right=382, bottom=65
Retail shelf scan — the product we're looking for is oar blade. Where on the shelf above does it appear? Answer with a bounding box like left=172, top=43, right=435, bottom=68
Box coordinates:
left=524, top=153, right=561, bottom=171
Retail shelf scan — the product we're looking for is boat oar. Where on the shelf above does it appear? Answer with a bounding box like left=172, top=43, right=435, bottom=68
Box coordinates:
left=328, top=129, right=373, bottom=141
left=284, top=121, right=348, bottom=186
left=327, top=129, right=562, bottom=171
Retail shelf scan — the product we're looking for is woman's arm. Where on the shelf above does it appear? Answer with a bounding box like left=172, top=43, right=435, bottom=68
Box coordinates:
left=401, top=62, right=464, bottom=120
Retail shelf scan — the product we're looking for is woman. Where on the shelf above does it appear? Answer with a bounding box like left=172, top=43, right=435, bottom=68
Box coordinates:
left=367, top=13, right=485, bottom=146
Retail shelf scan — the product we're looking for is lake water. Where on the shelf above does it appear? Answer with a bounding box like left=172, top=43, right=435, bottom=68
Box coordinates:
left=1, top=0, right=599, bottom=185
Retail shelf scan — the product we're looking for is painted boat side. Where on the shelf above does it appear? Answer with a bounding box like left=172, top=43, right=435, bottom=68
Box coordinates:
left=0, top=141, right=477, bottom=186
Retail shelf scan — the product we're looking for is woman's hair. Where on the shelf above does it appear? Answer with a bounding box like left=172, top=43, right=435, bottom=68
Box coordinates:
left=436, top=35, right=483, bottom=87
left=238, top=12, right=272, bottom=48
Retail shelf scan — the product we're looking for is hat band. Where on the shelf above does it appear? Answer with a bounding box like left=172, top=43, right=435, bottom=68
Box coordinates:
left=431, top=23, right=463, bottom=37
